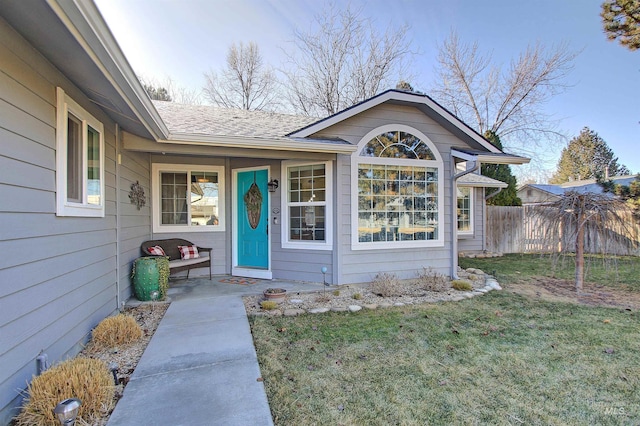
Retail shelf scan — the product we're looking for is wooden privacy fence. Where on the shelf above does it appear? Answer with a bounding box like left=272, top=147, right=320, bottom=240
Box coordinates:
left=486, top=205, right=640, bottom=255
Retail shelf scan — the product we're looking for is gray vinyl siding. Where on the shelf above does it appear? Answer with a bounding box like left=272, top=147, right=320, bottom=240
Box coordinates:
left=458, top=187, right=486, bottom=253
left=0, top=18, right=122, bottom=422
left=315, top=104, right=460, bottom=284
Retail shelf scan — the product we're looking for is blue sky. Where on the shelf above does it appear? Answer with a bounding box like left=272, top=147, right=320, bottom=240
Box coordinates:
left=95, top=0, right=638, bottom=182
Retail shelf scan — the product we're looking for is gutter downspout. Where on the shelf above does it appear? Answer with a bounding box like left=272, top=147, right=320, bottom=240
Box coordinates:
left=451, top=160, right=479, bottom=279
left=115, top=123, right=121, bottom=311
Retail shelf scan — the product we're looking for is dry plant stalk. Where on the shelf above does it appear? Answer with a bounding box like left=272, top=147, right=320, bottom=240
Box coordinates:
left=15, top=358, right=114, bottom=426
left=371, top=272, right=402, bottom=297
left=92, top=314, right=143, bottom=349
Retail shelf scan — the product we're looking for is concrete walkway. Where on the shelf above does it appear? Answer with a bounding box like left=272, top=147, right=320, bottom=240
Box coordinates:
left=107, top=277, right=325, bottom=426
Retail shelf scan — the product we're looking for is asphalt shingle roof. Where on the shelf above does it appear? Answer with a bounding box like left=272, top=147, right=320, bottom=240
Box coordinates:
left=153, top=101, right=318, bottom=139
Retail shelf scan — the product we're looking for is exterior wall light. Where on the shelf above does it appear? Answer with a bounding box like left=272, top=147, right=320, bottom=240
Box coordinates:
left=267, top=179, right=279, bottom=193
left=53, top=398, right=81, bottom=425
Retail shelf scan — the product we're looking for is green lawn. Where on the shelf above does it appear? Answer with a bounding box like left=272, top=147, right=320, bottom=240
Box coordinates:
left=250, top=257, right=640, bottom=424
left=460, top=253, right=640, bottom=291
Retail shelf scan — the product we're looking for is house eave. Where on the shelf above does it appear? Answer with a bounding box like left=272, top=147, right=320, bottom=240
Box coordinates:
left=44, top=0, right=168, bottom=140
left=451, top=148, right=530, bottom=165
left=164, top=133, right=357, bottom=154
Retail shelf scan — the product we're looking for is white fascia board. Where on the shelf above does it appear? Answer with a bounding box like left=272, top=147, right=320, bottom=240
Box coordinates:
left=46, top=0, right=169, bottom=140
left=451, top=149, right=530, bottom=165
left=458, top=181, right=508, bottom=189
left=164, top=133, right=357, bottom=154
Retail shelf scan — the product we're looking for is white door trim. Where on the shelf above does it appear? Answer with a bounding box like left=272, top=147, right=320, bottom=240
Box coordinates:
left=232, top=166, right=272, bottom=279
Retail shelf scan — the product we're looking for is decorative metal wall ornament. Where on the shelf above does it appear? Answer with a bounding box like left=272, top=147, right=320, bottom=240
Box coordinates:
left=244, top=172, right=263, bottom=229
left=129, top=181, right=146, bottom=210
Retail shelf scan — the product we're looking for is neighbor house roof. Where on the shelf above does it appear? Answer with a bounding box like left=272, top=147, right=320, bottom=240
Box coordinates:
left=520, top=175, right=639, bottom=198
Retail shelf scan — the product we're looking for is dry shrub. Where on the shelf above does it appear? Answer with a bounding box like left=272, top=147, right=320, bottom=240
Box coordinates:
left=371, top=272, right=402, bottom=297
left=260, top=301, right=278, bottom=310
left=15, top=357, right=115, bottom=426
left=452, top=279, right=473, bottom=291
left=415, top=267, right=450, bottom=292
left=92, top=314, right=143, bottom=349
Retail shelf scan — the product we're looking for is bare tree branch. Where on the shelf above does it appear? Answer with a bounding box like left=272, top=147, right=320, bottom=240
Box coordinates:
left=432, top=31, right=578, bottom=153
left=203, top=42, right=280, bottom=111
left=283, top=4, right=413, bottom=116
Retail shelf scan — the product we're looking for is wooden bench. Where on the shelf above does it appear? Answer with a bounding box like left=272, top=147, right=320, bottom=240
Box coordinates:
left=141, top=238, right=212, bottom=279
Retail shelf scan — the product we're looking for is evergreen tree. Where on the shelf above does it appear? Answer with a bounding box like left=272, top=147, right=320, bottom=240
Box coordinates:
left=142, top=83, right=172, bottom=101
left=601, top=0, right=640, bottom=51
left=481, top=131, right=522, bottom=206
left=550, top=127, right=629, bottom=184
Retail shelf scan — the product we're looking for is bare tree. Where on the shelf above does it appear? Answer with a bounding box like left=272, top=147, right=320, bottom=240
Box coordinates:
left=203, top=42, right=279, bottom=111
left=532, top=191, right=635, bottom=291
left=432, top=31, right=578, bottom=154
left=283, top=4, right=413, bottom=116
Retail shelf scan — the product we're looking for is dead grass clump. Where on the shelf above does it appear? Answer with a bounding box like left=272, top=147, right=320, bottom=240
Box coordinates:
left=261, top=301, right=279, bottom=310
left=452, top=279, right=473, bottom=291
left=371, top=272, right=402, bottom=297
left=92, top=314, right=143, bottom=349
left=14, top=357, right=115, bottom=426
left=416, top=267, right=451, bottom=292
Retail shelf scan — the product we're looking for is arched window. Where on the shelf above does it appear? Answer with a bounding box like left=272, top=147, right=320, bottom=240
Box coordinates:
left=352, top=125, right=443, bottom=248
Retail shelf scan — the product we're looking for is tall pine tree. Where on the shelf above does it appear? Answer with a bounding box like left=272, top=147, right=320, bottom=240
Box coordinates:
left=482, top=131, right=521, bottom=206
left=549, top=127, right=629, bottom=183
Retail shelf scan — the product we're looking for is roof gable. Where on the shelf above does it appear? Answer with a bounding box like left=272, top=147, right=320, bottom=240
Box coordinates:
left=288, top=89, right=502, bottom=154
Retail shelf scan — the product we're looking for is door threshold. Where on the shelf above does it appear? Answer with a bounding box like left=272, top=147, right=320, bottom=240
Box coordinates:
left=232, top=267, right=272, bottom=280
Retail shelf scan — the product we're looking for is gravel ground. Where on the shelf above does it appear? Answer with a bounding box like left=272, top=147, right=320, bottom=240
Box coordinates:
left=243, top=268, right=490, bottom=316
left=78, top=302, right=169, bottom=424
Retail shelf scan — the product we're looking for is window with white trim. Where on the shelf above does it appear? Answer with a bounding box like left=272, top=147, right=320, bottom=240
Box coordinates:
left=152, top=164, right=224, bottom=233
left=56, top=88, right=105, bottom=217
left=352, top=126, right=444, bottom=249
left=457, top=186, right=473, bottom=234
left=281, top=161, right=332, bottom=250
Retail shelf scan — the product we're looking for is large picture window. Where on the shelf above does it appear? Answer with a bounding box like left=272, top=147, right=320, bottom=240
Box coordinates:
left=152, top=164, right=224, bottom=233
left=281, top=161, right=332, bottom=250
left=352, top=125, right=443, bottom=249
left=56, top=88, right=105, bottom=217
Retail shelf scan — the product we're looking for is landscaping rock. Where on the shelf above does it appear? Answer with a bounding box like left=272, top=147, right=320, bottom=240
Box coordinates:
left=331, top=307, right=348, bottom=312
left=486, top=280, right=502, bottom=290
left=348, top=305, right=362, bottom=312
left=289, top=299, right=304, bottom=305
left=363, top=304, right=378, bottom=310
left=379, top=303, right=393, bottom=309
left=309, top=307, right=330, bottom=314
left=283, top=309, right=305, bottom=317
left=394, top=302, right=405, bottom=306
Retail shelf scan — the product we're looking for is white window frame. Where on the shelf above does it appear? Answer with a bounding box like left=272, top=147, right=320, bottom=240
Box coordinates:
left=56, top=87, right=105, bottom=217
left=281, top=160, right=333, bottom=250
left=457, top=186, right=474, bottom=235
left=351, top=124, right=444, bottom=250
left=152, top=163, right=225, bottom=233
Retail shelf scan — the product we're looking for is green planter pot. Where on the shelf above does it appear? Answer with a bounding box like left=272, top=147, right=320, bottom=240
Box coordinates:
left=132, top=256, right=169, bottom=301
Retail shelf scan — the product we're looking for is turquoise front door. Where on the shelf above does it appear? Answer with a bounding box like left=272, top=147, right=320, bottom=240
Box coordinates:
left=236, top=169, right=269, bottom=269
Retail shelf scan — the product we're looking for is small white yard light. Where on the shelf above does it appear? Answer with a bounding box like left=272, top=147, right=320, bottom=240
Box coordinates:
left=53, top=398, right=81, bottom=426
left=321, top=266, right=328, bottom=286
